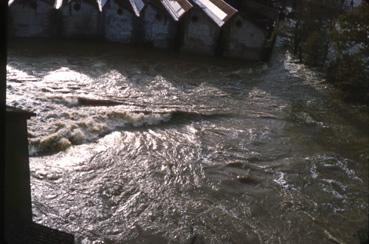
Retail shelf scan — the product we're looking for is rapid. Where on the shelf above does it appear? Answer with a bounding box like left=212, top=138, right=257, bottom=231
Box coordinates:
left=6, top=40, right=369, bottom=244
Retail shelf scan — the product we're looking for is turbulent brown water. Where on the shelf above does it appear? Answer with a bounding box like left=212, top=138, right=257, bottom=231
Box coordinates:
left=6, top=40, right=369, bottom=244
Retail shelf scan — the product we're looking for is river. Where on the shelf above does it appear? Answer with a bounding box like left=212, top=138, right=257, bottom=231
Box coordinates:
left=6, top=40, right=369, bottom=244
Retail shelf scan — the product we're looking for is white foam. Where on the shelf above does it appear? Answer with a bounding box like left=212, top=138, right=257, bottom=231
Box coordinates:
left=29, top=109, right=172, bottom=156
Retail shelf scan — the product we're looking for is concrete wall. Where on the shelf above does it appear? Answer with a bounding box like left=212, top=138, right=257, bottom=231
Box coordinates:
left=5, top=108, right=34, bottom=244
left=142, top=4, right=177, bottom=49
left=4, top=107, right=75, bottom=243
left=181, top=7, right=220, bottom=55
left=222, top=15, right=267, bottom=60
left=104, top=0, right=138, bottom=43
left=8, top=0, right=57, bottom=38
left=61, top=0, right=103, bottom=39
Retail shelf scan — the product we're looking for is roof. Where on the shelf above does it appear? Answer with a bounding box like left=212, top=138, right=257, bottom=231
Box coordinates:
left=160, top=0, right=193, bottom=21
left=129, top=0, right=145, bottom=16
left=8, top=0, right=279, bottom=28
left=192, top=0, right=238, bottom=27
left=96, top=0, right=109, bottom=12
left=54, top=0, right=63, bottom=9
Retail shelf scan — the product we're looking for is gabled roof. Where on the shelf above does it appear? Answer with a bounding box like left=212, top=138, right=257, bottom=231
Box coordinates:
left=9, top=0, right=60, bottom=8
left=129, top=0, right=145, bottom=16
left=96, top=0, right=109, bottom=12
left=8, top=0, right=259, bottom=28
left=160, top=0, right=193, bottom=21
left=54, top=0, right=63, bottom=9
left=192, top=0, right=238, bottom=27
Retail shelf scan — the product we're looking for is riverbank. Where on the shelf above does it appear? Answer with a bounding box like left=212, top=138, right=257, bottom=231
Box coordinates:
left=279, top=1, right=369, bottom=105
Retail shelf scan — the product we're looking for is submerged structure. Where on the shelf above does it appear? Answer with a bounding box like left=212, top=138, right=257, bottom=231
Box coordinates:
left=7, top=0, right=280, bottom=60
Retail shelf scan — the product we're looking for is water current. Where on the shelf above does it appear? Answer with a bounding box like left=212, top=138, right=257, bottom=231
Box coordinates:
left=6, top=40, right=369, bottom=244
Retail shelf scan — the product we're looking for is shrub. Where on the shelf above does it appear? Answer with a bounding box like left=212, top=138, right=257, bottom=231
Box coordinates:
left=328, top=2, right=369, bottom=103
left=303, top=30, right=328, bottom=66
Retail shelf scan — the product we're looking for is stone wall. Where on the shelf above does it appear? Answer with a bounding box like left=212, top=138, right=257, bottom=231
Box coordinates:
left=60, top=0, right=103, bottom=38
left=181, top=7, right=220, bottom=55
left=222, top=15, right=267, bottom=60
left=142, top=3, right=177, bottom=48
left=104, top=0, right=138, bottom=43
left=8, top=0, right=57, bottom=38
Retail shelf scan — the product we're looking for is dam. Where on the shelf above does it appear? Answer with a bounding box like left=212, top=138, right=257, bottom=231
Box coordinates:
left=6, top=38, right=369, bottom=244
left=6, top=1, right=368, bottom=243
left=7, top=0, right=280, bottom=60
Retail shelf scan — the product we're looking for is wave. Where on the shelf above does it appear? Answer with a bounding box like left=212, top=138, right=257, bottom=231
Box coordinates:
left=28, top=107, right=231, bottom=156
left=29, top=110, right=171, bottom=156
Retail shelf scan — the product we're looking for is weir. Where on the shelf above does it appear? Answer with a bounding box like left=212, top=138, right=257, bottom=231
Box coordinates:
left=5, top=1, right=369, bottom=243
left=4, top=107, right=75, bottom=244
left=7, top=0, right=280, bottom=60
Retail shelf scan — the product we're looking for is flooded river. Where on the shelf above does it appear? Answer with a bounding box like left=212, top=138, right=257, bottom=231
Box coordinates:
left=6, top=40, right=369, bottom=244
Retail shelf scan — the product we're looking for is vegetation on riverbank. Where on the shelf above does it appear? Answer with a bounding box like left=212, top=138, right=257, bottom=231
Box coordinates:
left=280, top=1, right=369, bottom=104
